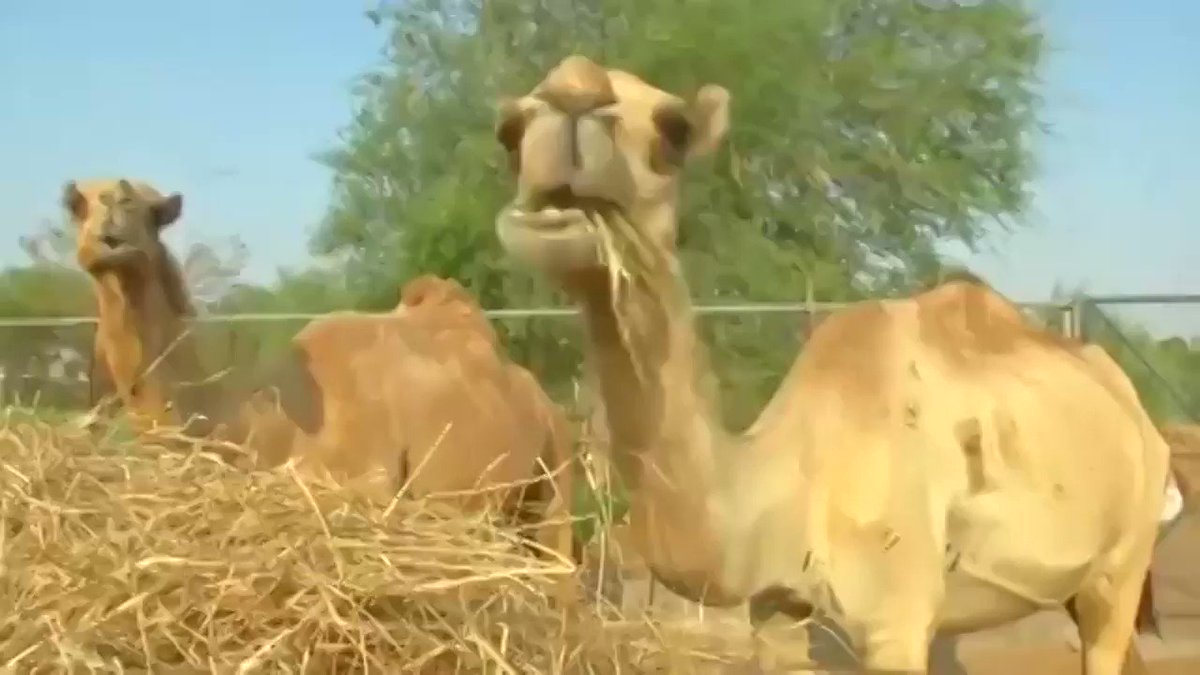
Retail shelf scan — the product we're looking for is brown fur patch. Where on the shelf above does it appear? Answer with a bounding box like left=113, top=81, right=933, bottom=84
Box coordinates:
left=955, top=417, right=986, bottom=493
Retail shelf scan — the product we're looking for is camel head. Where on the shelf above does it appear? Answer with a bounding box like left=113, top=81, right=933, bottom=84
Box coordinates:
left=493, top=55, right=730, bottom=293
left=63, top=178, right=184, bottom=278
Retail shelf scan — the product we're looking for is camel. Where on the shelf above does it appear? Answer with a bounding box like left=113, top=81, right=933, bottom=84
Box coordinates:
left=1159, top=423, right=1200, bottom=507
left=488, top=55, right=1173, bottom=673
left=63, top=178, right=576, bottom=577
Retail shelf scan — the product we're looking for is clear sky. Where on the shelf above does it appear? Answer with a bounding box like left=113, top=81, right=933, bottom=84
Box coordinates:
left=1, top=1, right=1197, bottom=332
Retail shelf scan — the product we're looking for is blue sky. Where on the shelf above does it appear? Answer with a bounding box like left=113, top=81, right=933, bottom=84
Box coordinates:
left=1, top=1, right=1197, bottom=332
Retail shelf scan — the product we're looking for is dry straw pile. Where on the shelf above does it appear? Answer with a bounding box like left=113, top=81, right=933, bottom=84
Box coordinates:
left=0, top=409, right=741, bottom=673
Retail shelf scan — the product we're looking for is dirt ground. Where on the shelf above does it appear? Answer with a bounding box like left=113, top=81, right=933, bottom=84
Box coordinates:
left=956, top=646, right=1200, bottom=675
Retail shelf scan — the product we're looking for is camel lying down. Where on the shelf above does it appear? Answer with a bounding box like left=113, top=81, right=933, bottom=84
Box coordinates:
left=64, top=178, right=577, bottom=595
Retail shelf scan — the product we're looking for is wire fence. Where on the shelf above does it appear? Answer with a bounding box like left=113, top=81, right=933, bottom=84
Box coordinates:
left=5, top=295, right=1198, bottom=421
left=1076, top=294, right=1200, bottom=425
left=0, top=299, right=1076, bottom=412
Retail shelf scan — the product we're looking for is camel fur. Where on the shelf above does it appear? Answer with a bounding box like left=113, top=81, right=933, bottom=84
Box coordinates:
left=488, top=55, right=1173, bottom=673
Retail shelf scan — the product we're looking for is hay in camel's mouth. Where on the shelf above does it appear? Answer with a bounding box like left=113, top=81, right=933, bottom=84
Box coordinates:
left=499, top=188, right=680, bottom=384
left=501, top=190, right=657, bottom=283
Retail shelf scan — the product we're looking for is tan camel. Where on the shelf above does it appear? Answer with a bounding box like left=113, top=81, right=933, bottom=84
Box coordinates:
left=64, top=178, right=576, bottom=574
left=488, top=55, right=1173, bottom=673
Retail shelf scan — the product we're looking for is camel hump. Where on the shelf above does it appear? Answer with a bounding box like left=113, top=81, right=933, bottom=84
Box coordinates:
left=397, top=274, right=501, bottom=349
left=398, top=274, right=479, bottom=311
left=912, top=279, right=1080, bottom=367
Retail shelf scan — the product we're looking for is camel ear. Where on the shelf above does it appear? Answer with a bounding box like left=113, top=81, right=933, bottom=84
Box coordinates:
left=62, top=181, right=87, bottom=222
left=687, top=84, right=730, bottom=159
left=153, top=193, right=183, bottom=229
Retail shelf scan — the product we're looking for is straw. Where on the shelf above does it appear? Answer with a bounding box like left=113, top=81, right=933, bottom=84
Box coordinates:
left=0, top=409, right=750, bottom=673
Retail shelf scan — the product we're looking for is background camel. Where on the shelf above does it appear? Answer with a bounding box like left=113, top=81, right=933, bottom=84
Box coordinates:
left=1160, top=424, right=1200, bottom=506
left=1129, top=422, right=1200, bottom=638
left=64, top=178, right=576, bottom=572
left=488, top=55, right=1171, bottom=673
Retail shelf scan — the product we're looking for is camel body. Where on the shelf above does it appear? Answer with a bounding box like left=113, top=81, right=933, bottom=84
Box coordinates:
left=241, top=285, right=573, bottom=521
left=718, top=285, right=1169, bottom=636
left=489, top=55, right=1171, bottom=672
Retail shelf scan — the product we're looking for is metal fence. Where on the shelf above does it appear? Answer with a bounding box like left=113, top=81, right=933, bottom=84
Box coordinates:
left=2, top=294, right=1197, bottom=636
left=0, top=298, right=1077, bottom=412
left=1076, top=294, right=1200, bottom=424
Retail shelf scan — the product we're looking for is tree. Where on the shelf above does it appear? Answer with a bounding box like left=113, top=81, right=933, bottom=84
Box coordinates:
left=315, top=0, right=1044, bottom=426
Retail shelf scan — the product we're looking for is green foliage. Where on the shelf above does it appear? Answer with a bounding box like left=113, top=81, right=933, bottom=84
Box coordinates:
left=0, top=266, right=95, bottom=409
left=195, top=265, right=360, bottom=392
left=315, top=0, right=1046, bottom=426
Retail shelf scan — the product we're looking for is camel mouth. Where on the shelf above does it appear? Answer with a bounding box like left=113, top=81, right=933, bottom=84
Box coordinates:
left=496, top=190, right=622, bottom=273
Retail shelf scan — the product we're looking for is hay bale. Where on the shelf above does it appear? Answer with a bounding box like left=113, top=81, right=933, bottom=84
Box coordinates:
left=0, top=410, right=749, bottom=673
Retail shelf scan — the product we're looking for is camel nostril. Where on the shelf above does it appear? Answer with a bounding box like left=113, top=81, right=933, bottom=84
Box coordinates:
left=100, top=234, right=123, bottom=248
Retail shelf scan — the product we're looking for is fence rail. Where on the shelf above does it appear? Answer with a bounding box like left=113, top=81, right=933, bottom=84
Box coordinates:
left=0, top=297, right=1074, bottom=413
left=4, top=294, right=1197, bottom=418
left=0, top=298, right=1074, bottom=327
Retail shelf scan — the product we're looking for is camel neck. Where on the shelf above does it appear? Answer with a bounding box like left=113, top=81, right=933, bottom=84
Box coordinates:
left=95, top=274, right=221, bottom=434
left=577, top=274, right=749, bottom=605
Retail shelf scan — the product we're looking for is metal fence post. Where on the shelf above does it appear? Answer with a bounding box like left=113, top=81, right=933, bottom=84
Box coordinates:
left=1071, top=297, right=1087, bottom=341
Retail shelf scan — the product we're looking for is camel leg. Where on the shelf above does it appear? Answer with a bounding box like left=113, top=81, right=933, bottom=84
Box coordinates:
left=1066, top=545, right=1156, bottom=675
left=857, top=618, right=934, bottom=674
left=831, top=555, right=939, bottom=673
